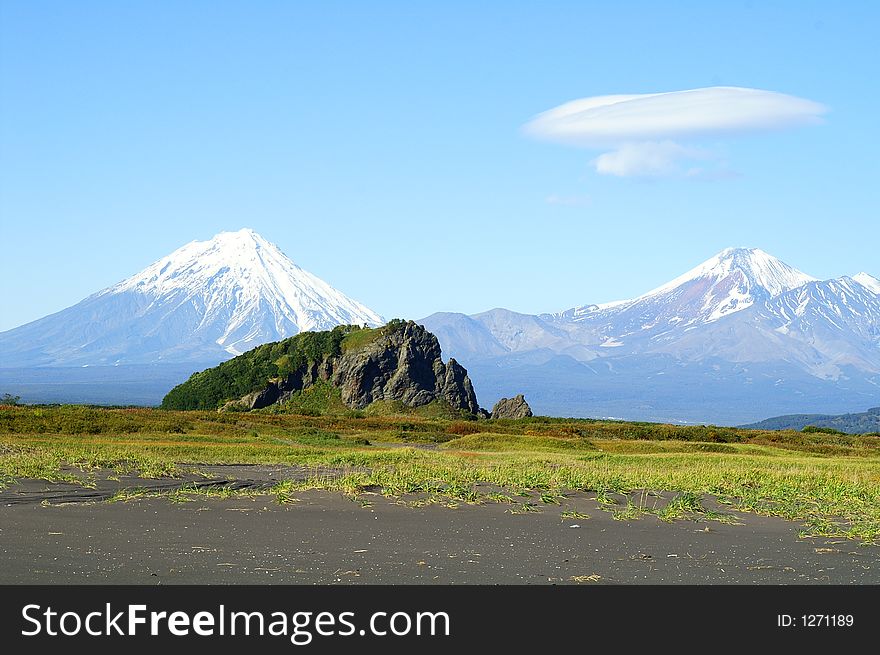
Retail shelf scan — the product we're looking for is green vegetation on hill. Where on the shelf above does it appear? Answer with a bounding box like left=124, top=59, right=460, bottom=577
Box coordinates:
left=264, top=380, right=352, bottom=416
left=161, top=326, right=348, bottom=410
left=160, top=321, right=409, bottom=411
left=339, top=325, right=383, bottom=352
left=802, top=425, right=846, bottom=435
left=741, top=407, right=880, bottom=435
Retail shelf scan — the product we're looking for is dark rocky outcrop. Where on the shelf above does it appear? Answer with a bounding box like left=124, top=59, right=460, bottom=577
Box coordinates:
left=224, top=321, right=480, bottom=415
left=490, top=394, right=533, bottom=419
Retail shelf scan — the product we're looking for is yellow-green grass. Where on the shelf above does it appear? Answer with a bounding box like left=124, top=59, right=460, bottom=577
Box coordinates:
left=339, top=326, right=382, bottom=352
left=1, top=405, right=878, bottom=542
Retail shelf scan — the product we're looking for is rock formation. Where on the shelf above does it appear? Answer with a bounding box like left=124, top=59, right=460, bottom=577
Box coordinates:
left=490, top=394, right=533, bottom=419
left=224, top=321, right=480, bottom=415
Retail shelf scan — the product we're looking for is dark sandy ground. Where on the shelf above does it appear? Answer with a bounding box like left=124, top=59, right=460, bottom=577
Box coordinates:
left=0, top=470, right=877, bottom=584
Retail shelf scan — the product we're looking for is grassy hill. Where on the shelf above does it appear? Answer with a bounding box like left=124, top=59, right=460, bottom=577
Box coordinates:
left=741, top=407, right=880, bottom=435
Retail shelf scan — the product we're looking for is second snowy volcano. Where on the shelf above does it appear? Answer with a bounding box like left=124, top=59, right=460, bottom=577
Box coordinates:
left=0, top=229, right=384, bottom=366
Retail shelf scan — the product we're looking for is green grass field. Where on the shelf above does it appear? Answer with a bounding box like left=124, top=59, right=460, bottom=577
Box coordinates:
left=1, top=404, right=878, bottom=542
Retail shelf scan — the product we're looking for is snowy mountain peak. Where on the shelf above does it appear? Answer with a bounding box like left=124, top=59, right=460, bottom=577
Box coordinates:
left=560, top=247, right=816, bottom=327
left=112, top=227, right=304, bottom=296
left=853, top=272, right=880, bottom=295
left=109, top=228, right=385, bottom=356
left=642, top=247, right=816, bottom=300
left=0, top=229, right=384, bottom=366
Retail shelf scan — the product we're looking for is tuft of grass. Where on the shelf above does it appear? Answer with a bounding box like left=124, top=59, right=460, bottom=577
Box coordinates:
left=612, top=500, right=643, bottom=521
left=485, top=492, right=516, bottom=504
left=594, top=489, right=617, bottom=505
left=108, top=487, right=156, bottom=503
left=508, top=502, right=542, bottom=515
left=540, top=492, right=563, bottom=505
left=655, top=491, right=704, bottom=522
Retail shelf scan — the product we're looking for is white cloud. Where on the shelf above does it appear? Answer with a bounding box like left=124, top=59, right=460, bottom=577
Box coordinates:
left=523, top=86, right=827, bottom=178
left=593, top=141, right=711, bottom=178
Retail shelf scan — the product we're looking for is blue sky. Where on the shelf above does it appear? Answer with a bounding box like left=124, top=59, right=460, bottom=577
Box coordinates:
left=1, top=1, right=878, bottom=331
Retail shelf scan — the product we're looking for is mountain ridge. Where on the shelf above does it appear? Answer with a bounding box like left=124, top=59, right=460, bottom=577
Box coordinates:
left=419, top=247, right=879, bottom=424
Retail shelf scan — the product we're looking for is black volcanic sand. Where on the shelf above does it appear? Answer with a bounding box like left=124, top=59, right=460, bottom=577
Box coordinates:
left=0, top=472, right=877, bottom=584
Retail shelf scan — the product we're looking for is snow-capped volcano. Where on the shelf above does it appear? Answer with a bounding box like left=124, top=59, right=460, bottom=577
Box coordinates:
left=0, top=229, right=384, bottom=366
left=108, top=228, right=383, bottom=355
left=558, top=247, right=816, bottom=328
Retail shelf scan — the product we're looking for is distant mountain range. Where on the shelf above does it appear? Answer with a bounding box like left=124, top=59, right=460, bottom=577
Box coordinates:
left=420, top=248, right=880, bottom=424
left=741, top=407, right=880, bottom=434
left=0, top=228, right=383, bottom=367
left=1, top=234, right=878, bottom=424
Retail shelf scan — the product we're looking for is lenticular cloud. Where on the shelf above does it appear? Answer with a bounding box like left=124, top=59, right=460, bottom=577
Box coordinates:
left=524, top=86, right=827, bottom=147
left=523, top=86, right=827, bottom=178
